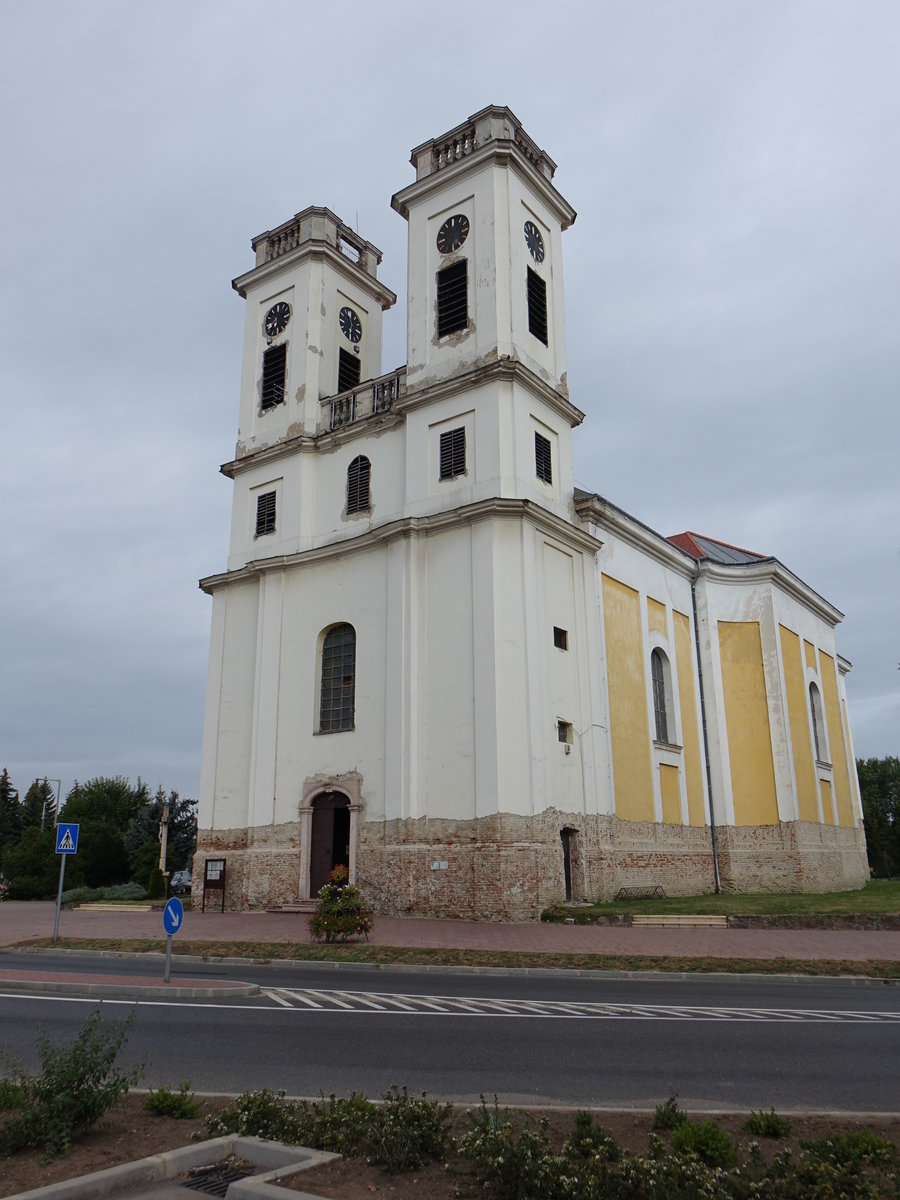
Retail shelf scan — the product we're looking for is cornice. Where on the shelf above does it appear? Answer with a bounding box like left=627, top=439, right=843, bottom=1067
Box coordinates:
left=199, top=497, right=601, bottom=594
left=396, top=358, right=584, bottom=427
left=391, top=140, right=576, bottom=229
left=696, top=559, right=843, bottom=625
left=574, top=493, right=695, bottom=576
left=221, top=410, right=403, bottom=478
left=232, top=240, right=397, bottom=309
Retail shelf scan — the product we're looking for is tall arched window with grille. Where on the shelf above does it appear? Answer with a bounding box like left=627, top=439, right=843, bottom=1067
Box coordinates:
left=809, top=682, right=826, bottom=761
left=651, top=648, right=670, bottom=743
left=319, top=624, right=356, bottom=732
left=346, top=455, right=371, bottom=514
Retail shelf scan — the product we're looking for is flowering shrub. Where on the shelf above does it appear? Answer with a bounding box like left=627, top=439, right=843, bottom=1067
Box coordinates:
left=307, top=865, right=374, bottom=943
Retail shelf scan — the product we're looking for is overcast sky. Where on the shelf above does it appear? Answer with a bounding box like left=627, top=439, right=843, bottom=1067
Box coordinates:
left=1, top=0, right=897, bottom=805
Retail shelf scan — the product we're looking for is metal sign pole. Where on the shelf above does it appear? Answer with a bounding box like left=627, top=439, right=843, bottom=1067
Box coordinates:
left=52, top=854, right=67, bottom=942
left=164, top=933, right=173, bottom=983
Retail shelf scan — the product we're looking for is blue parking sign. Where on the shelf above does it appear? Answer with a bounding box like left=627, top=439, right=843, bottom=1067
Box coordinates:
left=56, top=823, right=79, bottom=854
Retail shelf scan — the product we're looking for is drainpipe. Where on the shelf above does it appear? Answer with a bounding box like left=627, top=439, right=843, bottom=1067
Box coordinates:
left=691, top=567, right=721, bottom=893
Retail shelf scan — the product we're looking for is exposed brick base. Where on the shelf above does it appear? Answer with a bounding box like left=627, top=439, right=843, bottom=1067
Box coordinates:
left=194, top=810, right=869, bottom=920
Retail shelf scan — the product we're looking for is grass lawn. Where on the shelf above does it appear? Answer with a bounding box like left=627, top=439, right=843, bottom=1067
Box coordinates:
left=542, top=878, right=900, bottom=920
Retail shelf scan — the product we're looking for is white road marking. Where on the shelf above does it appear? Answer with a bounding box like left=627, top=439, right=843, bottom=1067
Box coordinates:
left=263, top=989, right=293, bottom=1007
left=278, top=989, right=323, bottom=1009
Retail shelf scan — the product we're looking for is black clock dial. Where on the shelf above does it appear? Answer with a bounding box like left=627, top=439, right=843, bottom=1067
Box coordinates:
left=339, top=306, right=362, bottom=343
left=264, top=301, right=291, bottom=337
left=524, top=221, right=545, bottom=263
left=436, top=213, right=470, bottom=255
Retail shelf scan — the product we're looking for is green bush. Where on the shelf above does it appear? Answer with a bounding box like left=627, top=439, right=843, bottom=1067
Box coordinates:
left=307, top=865, right=373, bottom=942
left=670, top=1119, right=737, bottom=1168
left=652, top=1094, right=688, bottom=1130
left=201, top=1088, right=303, bottom=1143
left=801, top=1129, right=896, bottom=1169
left=458, top=1098, right=564, bottom=1200
left=0, top=1008, right=142, bottom=1160
left=743, top=1107, right=792, bottom=1137
left=147, top=866, right=167, bottom=899
left=61, top=882, right=148, bottom=904
left=562, top=1110, right=621, bottom=1162
left=145, top=1081, right=202, bottom=1119
left=365, top=1085, right=451, bottom=1173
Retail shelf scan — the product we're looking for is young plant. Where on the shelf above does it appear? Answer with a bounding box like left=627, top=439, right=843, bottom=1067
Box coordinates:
left=652, top=1094, right=688, bottom=1130
left=145, top=1080, right=202, bottom=1119
left=743, top=1107, right=792, bottom=1137
left=670, top=1118, right=738, bottom=1168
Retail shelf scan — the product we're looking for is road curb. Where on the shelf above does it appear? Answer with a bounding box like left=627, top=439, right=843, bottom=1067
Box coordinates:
left=0, top=975, right=259, bottom=1000
left=4, top=945, right=898, bottom=986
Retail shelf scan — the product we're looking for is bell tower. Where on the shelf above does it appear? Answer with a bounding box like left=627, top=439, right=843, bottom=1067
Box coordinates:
left=231, top=207, right=396, bottom=461
left=391, top=106, right=576, bottom=398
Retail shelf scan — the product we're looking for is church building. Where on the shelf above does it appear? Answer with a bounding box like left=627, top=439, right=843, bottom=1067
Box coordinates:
left=195, top=107, right=868, bottom=918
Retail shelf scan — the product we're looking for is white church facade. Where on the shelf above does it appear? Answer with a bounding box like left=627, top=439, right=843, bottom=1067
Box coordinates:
left=195, top=107, right=868, bottom=918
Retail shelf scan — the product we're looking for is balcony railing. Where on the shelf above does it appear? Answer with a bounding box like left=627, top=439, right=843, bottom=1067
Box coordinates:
left=321, top=366, right=407, bottom=432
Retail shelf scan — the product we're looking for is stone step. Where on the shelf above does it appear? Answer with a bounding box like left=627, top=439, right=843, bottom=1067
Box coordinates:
left=75, top=903, right=153, bottom=912
left=266, top=902, right=317, bottom=914
left=631, top=914, right=728, bottom=927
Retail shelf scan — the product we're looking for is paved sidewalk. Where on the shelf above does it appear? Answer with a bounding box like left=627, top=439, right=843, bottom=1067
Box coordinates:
left=2, top=901, right=898, bottom=964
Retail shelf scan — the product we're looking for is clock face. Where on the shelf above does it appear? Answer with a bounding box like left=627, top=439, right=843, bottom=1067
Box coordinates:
left=524, top=221, right=545, bottom=263
left=339, top=306, right=362, bottom=343
left=436, top=213, right=470, bottom=255
left=264, top=301, right=291, bottom=337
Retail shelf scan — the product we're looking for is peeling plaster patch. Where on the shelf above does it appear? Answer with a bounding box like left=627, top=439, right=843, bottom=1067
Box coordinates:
left=559, top=371, right=568, bottom=398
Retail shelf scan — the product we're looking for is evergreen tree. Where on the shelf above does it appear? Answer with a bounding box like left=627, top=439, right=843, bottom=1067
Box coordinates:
left=857, top=756, right=900, bottom=876
left=2, top=826, right=58, bottom=899
left=125, top=786, right=197, bottom=884
left=21, top=779, right=57, bottom=832
left=0, top=768, right=22, bottom=858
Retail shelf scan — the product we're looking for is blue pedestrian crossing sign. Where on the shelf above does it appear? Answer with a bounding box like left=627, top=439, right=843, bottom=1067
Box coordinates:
left=56, top=824, right=79, bottom=854
left=163, top=897, right=184, bottom=936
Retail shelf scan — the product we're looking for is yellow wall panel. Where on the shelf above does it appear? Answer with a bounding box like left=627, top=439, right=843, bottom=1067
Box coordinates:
left=820, top=777, right=834, bottom=825
left=660, top=764, right=681, bottom=824
left=842, top=698, right=863, bottom=820
left=819, top=652, right=854, bottom=827
left=674, top=611, right=706, bottom=827
left=647, top=597, right=667, bottom=636
left=718, top=621, right=779, bottom=826
left=778, top=625, right=820, bottom=823
left=804, top=640, right=817, bottom=669
left=602, top=576, right=655, bottom=822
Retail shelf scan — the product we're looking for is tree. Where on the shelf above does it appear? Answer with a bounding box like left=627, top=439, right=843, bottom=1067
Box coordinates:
left=59, top=778, right=148, bottom=891
left=124, top=787, right=197, bottom=886
left=857, top=756, right=900, bottom=876
left=20, top=779, right=57, bottom=833
left=2, top=827, right=58, bottom=899
left=0, top=768, right=22, bottom=859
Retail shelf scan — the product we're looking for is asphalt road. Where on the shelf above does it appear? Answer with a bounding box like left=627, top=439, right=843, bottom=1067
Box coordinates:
left=1, top=955, right=898, bottom=1111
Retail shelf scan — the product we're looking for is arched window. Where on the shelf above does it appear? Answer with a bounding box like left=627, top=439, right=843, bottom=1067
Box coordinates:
left=346, top=456, right=371, bottom=514
left=651, top=648, right=670, bottom=743
left=809, top=682, right=826, bottom=761
left=319, top=624, right=356, bottom=732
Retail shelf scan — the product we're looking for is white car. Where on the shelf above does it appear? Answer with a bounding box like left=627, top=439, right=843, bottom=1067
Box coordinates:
left=170, top=870, right=192, bottom=895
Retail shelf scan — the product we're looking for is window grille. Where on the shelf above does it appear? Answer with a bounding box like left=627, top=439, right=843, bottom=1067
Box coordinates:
left=557, top=719, right=572, bottom=744
left=535, top=431, right=553, bottom=484
left=437, top=260, right=468, bottom=337
left=553, top=626, right=568, bottom=650
left=651, top=649, right=669, bottom=743
left=347, top=455, right=371, bottom=514
left=809, top=684, right=825, bottom=760
left=320, top=624, right=356, bottom=732
left=337, top=348, right=361, bottom=394
left=527, top=268, right=548, bottom=345
left=261, top=343, right=287, bottom=410
left=255, top=491, right=276, bottom=537
left=439, top=427, right=466, bottom=480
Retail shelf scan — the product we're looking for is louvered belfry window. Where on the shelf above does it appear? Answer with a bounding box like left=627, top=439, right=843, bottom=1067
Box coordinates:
left=439, top=427, right=466, bottom=480
left=255, top=491, right=276, bottom=537
left=260, top=343, right=287, bottom=410
left=319, top=624, right=356, bottom=732
left=436, top=260, right=468, bottom=338
left=535, top=431, right=553, bottom=484
left=337, top=348, right=361, bottom=394
left=527, top=268, right=548, bottom=345
left=347, top=455, right=371, bottom=514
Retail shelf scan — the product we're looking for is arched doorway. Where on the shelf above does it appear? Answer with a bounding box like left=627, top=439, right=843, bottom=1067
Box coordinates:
left=308, top=792, right=351, bottom=897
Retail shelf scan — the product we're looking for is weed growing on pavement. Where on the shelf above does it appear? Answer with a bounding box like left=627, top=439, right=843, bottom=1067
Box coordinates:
left=0, top=1007, right=142, bottom=1160
left=743, top=1107, right=792, bottom=1137
left=145, top=1080, right=202, bottom=1119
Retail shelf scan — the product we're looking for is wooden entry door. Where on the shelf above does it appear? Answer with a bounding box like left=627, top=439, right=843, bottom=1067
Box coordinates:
left=309, top=793, right=351, bottom=897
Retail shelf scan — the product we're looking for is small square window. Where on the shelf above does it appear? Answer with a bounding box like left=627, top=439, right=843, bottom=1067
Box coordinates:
left=535, top=432, right=553, bottom=484
left=553, top=626, right=568, bottom=650
left=255, top=491, right=276, bottom=537
left=439, top=426, right=466, bottom=480
left=557, top=719, right=572, bottom=744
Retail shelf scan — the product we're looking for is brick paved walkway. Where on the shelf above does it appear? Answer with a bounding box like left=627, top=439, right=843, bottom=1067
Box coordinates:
left=2, top=902, right=898, bottom=963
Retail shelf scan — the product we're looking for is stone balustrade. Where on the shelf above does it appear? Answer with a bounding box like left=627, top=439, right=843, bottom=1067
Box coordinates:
left=321, top=366, right=407, bottom=432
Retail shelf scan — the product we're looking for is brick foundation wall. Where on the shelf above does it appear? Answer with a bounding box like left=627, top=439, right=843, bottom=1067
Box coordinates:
left=194, top=809, right=869, bottom=918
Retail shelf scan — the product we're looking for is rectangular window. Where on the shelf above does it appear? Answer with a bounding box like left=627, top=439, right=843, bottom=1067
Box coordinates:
left=535, top=431, right=553, bottom=484
left=255, top=491, right=276, bottom=537
left=439, top=427, right=466, bottom=480
left=437, top=260, right=468, bottom=338
left=557, top=719, right=572, bottom=744
left=553, top=626, right=568, bottom=650
left=527, top=268, right=548, bottom=345
left=337, top=348, right=361, bottom=394
left=260, top=343, right=287, bottom=410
